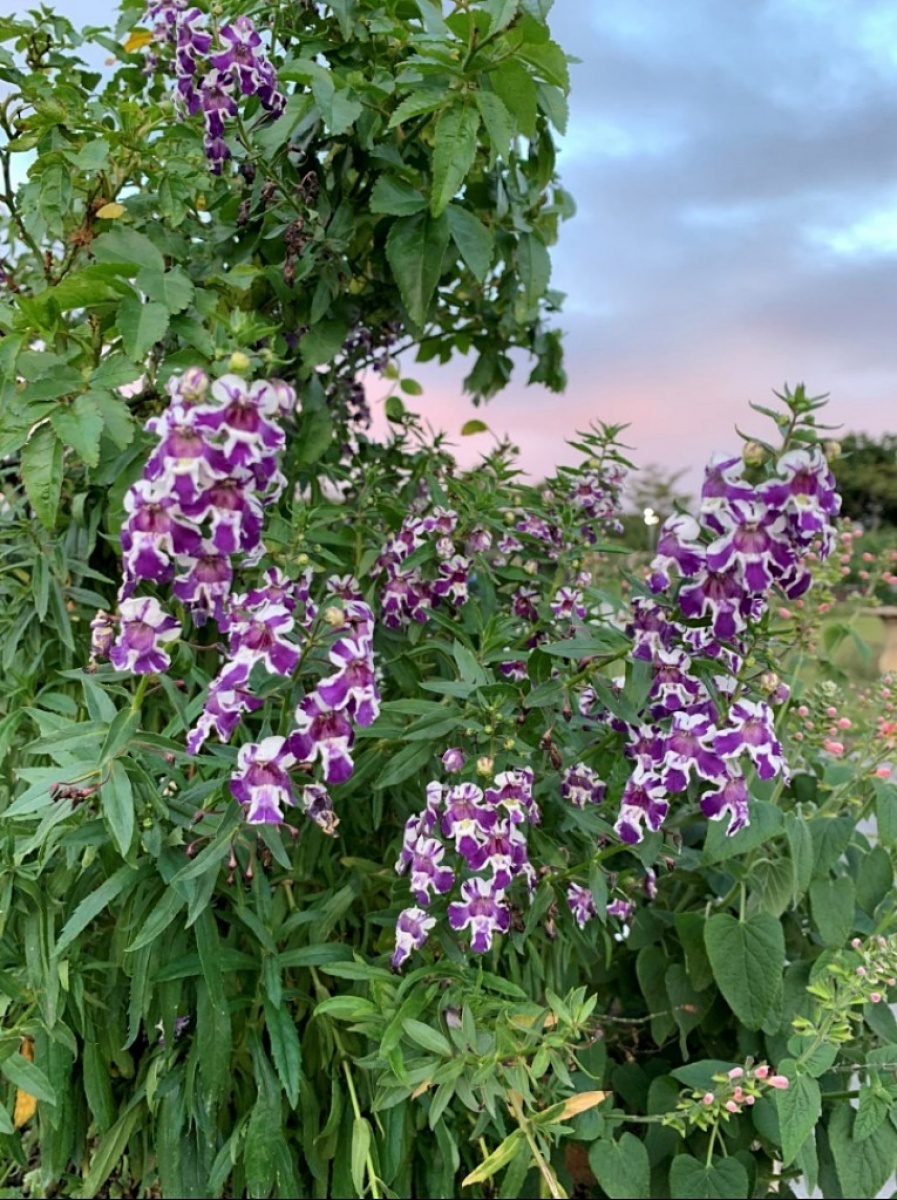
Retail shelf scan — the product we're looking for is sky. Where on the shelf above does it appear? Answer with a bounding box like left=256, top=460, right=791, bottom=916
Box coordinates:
left=4, top=0, right=896, bottom=488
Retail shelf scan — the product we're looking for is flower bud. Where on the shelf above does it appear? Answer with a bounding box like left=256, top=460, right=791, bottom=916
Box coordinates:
left=441, top=748, right=465, bottom=773
left=476, top=755, right=494, bottom=777
left=824, top=440, right=841, bottom=461
left=228, top=351, right=251, bottom=375
left=742, top=440, right=766, bottom=466
left=323, top=606, right=344, bottom=627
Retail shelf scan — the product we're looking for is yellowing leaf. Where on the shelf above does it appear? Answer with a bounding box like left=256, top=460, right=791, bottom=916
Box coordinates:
left=14, top=1038, right=36, bottom=1127
left=535, top=1090, right=609, bottom=1126
left=96, top=202, right=125, bottom=220
left=123, top=30, right=153, bottom=53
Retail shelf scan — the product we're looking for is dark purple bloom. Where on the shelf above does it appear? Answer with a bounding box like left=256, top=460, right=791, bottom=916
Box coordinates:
left=173, top=542, right=233, bottom=625
left=447, top=877, right=510, bottom=953
left=186, top=658, right=264, bottom=754
left=408, top=836, right=456, bottom=905
left=567, top=883, right=597, bottom=929
left=465, top=820, right=532, bottom=890
left=615, top=767, right=669, bottom=844
left=661, top=711, right=727, bottom=793
left=230, top=736, right=295, bottom=824
left=550, top=586, right=586, bottom=621
left=224, top=597, right=300, bottom=677
left=301, top=783, right=339, bottom=836
left=440, top=782, right=497, bottom=859
left=289, top=693, right=356, bottom=785
left=561, top=763, right=606, bottom=809
left=110, top=597, right=181, bottom=675
left=316, top=636, right=380, bottom=726
left=484, top=768, right=539, bottom=825
left=700, top=771, right=750, bottom=835
left=715, top=699, right=786, bottom=781
left=442, top=747, right=466, bottom=773
left=392, top=906, right=436, bottom=970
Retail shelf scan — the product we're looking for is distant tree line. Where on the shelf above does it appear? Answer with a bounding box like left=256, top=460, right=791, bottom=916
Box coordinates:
left=835, top=433, right=897, bottom=528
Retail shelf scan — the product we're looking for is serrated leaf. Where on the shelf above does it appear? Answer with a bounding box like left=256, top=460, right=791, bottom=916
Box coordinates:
left=492, top=59, right=538, bottom=137
left=854, top=1084, right=890, bottom=1141
left=117, top=295, right=169, bottom=361
left=704, top=912, right=784, bottom=1030
left=829, top=1102, right=897, bottom=1197
left=431, top=105, right=480, bottom=217
left=55, top=865, right=140, bottom=958
left=516, top=231, right=551, bottom=320
left=101, top=760, right=134, bottom=856
left=775, top=1068, right=820, bottom=1165
left=385, top=211, right=451, bottom=327
left=809, top=876, right=855, bottom=948
left=264, top=1000, right=302, bottom=1109
left=135, top=267, right=194, bottom=314
left=91, top=389, right=136, bottom=450
left=475, top=89, right=514, bottom=161
left=370, top=175, right=428, bottom=216
left=92, top=228, right=165, bottom=273
left=447, top=204, right=494, bottom=282
left=50, top=392, right=104, bottom=468
left=21, top=423, right=63, bottom=529
left=387, top=90, right=447, bottom=129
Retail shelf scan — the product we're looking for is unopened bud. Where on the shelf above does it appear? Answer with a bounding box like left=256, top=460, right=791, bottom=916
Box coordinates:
left=742, top=440, right=766, bottom=466
left=323, top=606, right=344, bottom=627
left=824, top=440, right=841, bottom=461
left=228, top=351, right=251, bottom=375
left=476, top=755, right=494, bottom=777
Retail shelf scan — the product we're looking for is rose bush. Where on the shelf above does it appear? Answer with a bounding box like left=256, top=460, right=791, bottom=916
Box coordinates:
left=1, top=4, right=896, bottom=1198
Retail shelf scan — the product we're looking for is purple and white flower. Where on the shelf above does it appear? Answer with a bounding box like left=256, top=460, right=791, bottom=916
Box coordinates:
left=392, top=907, right=436, bottom=970
left=447, top=877, right=510, bottom=953
left=229, top=736, right=296, bottom=824
left=110, top=597, right=181, bottom=675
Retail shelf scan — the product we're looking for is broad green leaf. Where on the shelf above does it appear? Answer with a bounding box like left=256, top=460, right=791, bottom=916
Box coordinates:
left=447, top=204, right=494, bottom=282
left=430, top=105, right=480, bottom=217
left=784, top=812, right=814, bottom=903
left=856, top=844, right=893, bottom=913
left=668, top=1155, right=748, bottom=1199
left=704, top=912, right=784, bottom=1029
left=117, top=294, right=169, bottom=362
left=775, top=1067, right=820, bottom=1165
left=101, top=760, right=134, bottom=856
left=50, top=392, right=104, bottom=468
left=92, top=228, right=166, bottom=273
left=829, top=1102, right=897, bottom=1197
left=385, top=210, right=451, bottom=326
left=492, top=59, right=538, bottom=137
left=461, top=419, right=489, bottom=436
left=588, top=1133, right=650, bottom=1199
left=294, top=408, right=334, bottom=465
left=854, top=1084, right=890, bottom=1141
left=135, top=266, right=194, bottom=314
left=808, top=877, right=855, bottom=948
left=82, top=1031, right=116, bottom=1132
left=90, top=355, right=144, bottom=391
left=519, top=39, right=570, bottom=89
left=403, top=1018, right=453, bottom=1057
left=370, top=175, right=428, bottom=216
left=21, top=423, right=63, bottom=529
left=485, top=0, right=520, bottom=34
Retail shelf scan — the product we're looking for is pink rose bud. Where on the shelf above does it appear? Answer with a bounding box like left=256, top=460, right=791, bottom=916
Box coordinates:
left=754, top=1065, right=769, bottom=1080
left=778, top=608, right=792, bottom=619
left=768, top=1076, right=789, bottom=1090
left=703, top=1093, right=714, bottom=1105
left=870, top=992, right=882, bottom=1004
left=857, top=966, right=867, bottom=977
left=875, top=766, right=892, bottom=779
left=851, top=938, right=862, bottom=949
left=728, top=1067, right=744, bottom=1079
left=797, top=705, right=809, bottom=717
left=823, top=740, right=844, bottom=755
left=733, top=1087, right=744, bottom=1102
left=745, top=1094, right=755, bottom=1106
left=826, top=706, right=837, bottom=717
left=725, top=1100, right=739, bottom=1113
left=837, top=717, right=851, bottom=730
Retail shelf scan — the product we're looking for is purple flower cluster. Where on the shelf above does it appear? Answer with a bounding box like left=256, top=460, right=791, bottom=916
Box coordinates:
left=563, top=458, right=627, bottom=543
left=608, top=447, right=840, bottom=845
left=228, top=594, right=381, bottom=825
left=142, top=4, right=284, bottom=172
left=392, top=768, right=539, bottom=968
left=375, top=508, right=472, bottom=629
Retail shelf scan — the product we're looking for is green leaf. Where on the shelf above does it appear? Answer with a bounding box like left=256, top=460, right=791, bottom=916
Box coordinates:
left=385, top=211, right=451, bottom=327
left=775, top=1068, right=820, bottom=1166
left=492, top=59, right=538, bottom=137
left=854, top=1084, right=890, bottom=1141
left=126, top=888, right=186, bottom=952
left=670, top=1060, right=740, bottom=1091
left=829, top=1102, right=897, bottom=1197
left=516, top=231, right=551, bottom=320
left=50, top=392, right=104, bottom=468
left=704, top=912, right=784, bottom=1030
left=195, top=911, right=233, bottom=1113
left=447, top=204, right=494, bottom=282
left=668, top=1155, right=748, bottom=1199
left=55, top=865, right=139, bottom=957
left=519, top=39, right=570, bottom=89
left=92, top=228, right=166, bottom=273
left=461, top=1131, right=524, bottom=1186
left=403, top=1018, right=453, bottom=1057
left=265, top=999, right=302, bottom=1109
left=588, top=1133, right=650, bottom=1199
left=0, top=1054, right=56, bottom=1104
left=461, top=419, right=489, bottom=436
left=474, top=90, right=514, bottom=161
left=485, top=0, right=520, bottom=34
left=351, top=1116, right=372, bottom=1195
left=80, top=1106, right=142, bottom=1199
left=809, top=877, right=856, bottom=948
left=384, top=395, right=405, bottom=422
left=430, top=105, right=480, bottom=217
left=784, top=812, right=814, bottom=903
left=856, top=845, right=893, bottom=913
left=387, top=90, right=447, bottom=129
left=101, top=760, right=134, bottom=856
left=135, top=267, right=194, bottom=314
left=370, top=175, right=428, bottom=216
left=117, top=294, right=169, bottom=362
left=21, top=423, right=63, bottom=529
left=244, top=1091, right=282, bottom=1199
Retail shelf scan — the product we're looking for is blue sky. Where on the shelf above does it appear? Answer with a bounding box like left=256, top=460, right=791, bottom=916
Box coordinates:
left=4, top=0, right=895, bottom=485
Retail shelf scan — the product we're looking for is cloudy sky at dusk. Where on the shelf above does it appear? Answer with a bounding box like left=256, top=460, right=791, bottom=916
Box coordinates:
left=8, top=0, right=897, bottom=487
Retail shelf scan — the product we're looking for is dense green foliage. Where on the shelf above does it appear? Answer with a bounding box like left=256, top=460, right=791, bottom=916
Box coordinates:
left=834, top=433, right=897, bottom=529
left=1, top=5, right=897, bottom=1200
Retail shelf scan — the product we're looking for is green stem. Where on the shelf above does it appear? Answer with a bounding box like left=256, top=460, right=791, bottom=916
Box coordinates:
left=507, top=1091, right=566, bottom=1200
